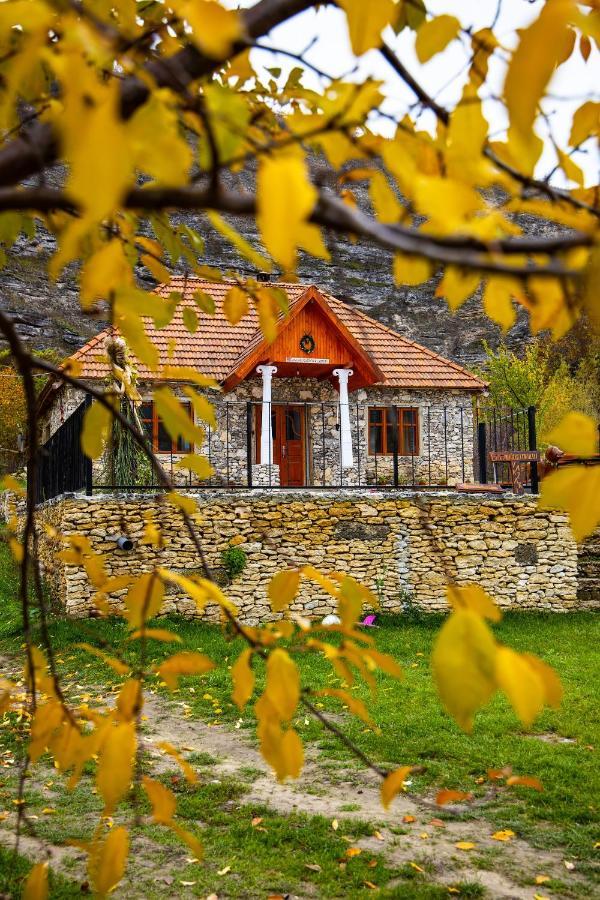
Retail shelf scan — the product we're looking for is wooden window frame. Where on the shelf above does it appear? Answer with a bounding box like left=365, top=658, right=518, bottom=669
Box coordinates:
left=367, top=407, right=420, bottom=456
left=139, top=399, right=194, bottom=454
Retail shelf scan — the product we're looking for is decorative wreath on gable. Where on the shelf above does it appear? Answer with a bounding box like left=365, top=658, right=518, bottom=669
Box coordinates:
left=299, top=333, right=315, bottom=354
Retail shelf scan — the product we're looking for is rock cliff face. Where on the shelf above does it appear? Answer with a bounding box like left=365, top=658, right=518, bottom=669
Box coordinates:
left=0, top=170, right=534, bottom=368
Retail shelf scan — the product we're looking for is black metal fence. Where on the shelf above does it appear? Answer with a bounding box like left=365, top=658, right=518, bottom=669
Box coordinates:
left=475, top=404, right=538, bottom=491
left=33, top=398, right=539, bottom=501
left=33, top=397, right=92, bottom=503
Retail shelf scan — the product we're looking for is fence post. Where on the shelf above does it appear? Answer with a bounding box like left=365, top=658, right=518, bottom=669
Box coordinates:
left=527, top=405, right=539, bottom=493
left=477, top=422, right=488, bottom=484
left=388, top=406, right=399, bottom=488
left=246, top=401, right=253, bottom=488
left=83, top=394, right=93, bottom=495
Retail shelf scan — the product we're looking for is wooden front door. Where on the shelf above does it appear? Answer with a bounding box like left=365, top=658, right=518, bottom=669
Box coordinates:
left=256, top=405, right=305, bottom=486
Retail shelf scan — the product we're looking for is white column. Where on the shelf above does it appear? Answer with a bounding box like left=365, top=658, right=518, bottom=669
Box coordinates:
left=257, top=365, right=277, bottom=465
left=333, top=368, right=354, bottom=468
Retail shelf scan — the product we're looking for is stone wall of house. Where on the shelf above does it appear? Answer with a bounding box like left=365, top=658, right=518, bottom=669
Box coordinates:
left=27, top=490, right=591, bottom=621
left=40, top=378, right=475, bottom=488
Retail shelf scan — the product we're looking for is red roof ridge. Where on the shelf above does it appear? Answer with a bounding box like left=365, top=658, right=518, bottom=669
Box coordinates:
left=323, top=293, right=486, bottom=389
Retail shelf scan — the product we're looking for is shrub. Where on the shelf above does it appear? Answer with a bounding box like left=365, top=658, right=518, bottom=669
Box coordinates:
left=220, top=545, right=247, bottom=582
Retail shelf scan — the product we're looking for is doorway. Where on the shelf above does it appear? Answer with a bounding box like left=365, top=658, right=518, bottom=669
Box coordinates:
left=256, top=404, right=306, bottom=487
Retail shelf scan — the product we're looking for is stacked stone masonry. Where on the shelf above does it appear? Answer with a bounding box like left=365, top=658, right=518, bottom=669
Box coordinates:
left=26, top=490, right=597, bottom=622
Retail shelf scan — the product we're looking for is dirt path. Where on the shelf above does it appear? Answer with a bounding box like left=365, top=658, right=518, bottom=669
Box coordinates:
left=0, top=658, right=590, bottom=899
left=141, top=693, right=584, bottom=899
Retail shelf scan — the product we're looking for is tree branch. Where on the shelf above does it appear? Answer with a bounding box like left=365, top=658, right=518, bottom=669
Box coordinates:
left=0, top=0, right=318, bottom=188
left=0, top=183, right=589, bottom=278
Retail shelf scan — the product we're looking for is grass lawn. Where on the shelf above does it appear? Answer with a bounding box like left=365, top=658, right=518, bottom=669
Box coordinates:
left=0, top=539, right=599, bottom=896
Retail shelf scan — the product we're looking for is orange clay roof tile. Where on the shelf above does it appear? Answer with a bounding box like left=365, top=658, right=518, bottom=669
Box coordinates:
left=68, top=277, right=485, bottom=391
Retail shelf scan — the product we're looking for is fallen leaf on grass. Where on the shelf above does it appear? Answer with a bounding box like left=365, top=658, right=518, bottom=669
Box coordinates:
left=180, top=881, right=196, bottom=886
left=332, top=818, right=339, bottom=830
left=409, top=862, right=424, bottom=873
left=217, top=865, right=231, bottom=876
left=506, top=775, right=543, bottom=791
left=429, top=818, right=445, bottom=828
left=492, top=829, right=515, bottom=841
left=346, top=847, right=362, bottom=858
left=402, top=815, right=415, bottom=823
left=535, top=875, right=550, bottom=884
left=420, top=832, right=429, bottom=839
left=373, top=830, right=384, bottom=841
left=42, top=807, right=57, bottom=814
left=436, top=789, right=473, bottom=806
left=564, top=861, right=575, bottom=871
left=368, top=859, right=378, bottom=868
left=534, top=895, right=550, bottom=900
left=455, top=841, right=476, bottom=851
left=304, top=863, right=321, bottom=872
left=251, top=817, right=263, bottom=827
left=364, top=881, right=378, bottom=890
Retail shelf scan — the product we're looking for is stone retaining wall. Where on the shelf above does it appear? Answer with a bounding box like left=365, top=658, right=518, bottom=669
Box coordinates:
left=26, top=490, right=594, bottom=622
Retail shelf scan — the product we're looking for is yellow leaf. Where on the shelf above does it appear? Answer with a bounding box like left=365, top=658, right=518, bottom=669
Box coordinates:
left=165, top=492, right=199, bottom=515
left=436, top=789, right=473, bottom=806
left=156, top=651, right=215, bottom=690
left=536, top=874, right=551, bottom=884
left=154, top=387, right=205, bottom=447
left=381, top=765, right=413, bottom=809
left=521, top=654, right=563, bottom=709
left=207, top=211, right=272, bottom=273
left=63, top=76, right=131, bottom=224
left=495, top=646, right=545, bottom=728
left=143, top=776, right=176, bottom=824
left=76, top=644, right=129, bottom=675
left=268, top=569, right=301, bottom=612
left=338, top=0, right=397, bottom=56
left=128, top=91, right=192, bottom=186
left=504, top=0, right=574, bottom=139
left=157, top=741, right=198, bottom=784
left=264, top=649, right=300, bottom=721
left=129, top=627, right=182, bottom=644
left=446, top=584, right=502, bottom=623
left=182, top=306, right=198, bottom=334
left=257, top=719, right=304, bottom=782
left=492, top=829, right=515, bottom=841
left=0, top=474, right=25, bottom=496
left=539, top=466, right=600, bottom=541
left=97, top=722, right=136, bottom=814
left=483, top=278, right=523, bottom=331
left=116, top=679, right=143, bottom=722
left=435, top=267, right=481, bottom=312
left=174, top=453, right=214, bottom=480
left=543, top=412, right=598, bottom=456
left=569, top=101, right=600, bottom=146
left=81, top=400, right=112, bottom=460
left=170, top=822, right=204, bottom=860
left=506, top=774, right=544, bottom=791
left=223, top=286, right=249, bottom=325
left=257, top=154, right=317, bottom=270
left=160, top=366, right=218, bottom=388
left=431, top=610, right=497, bottom=732
left=123, top=573, right=165, bottom=629
left=231, top=648, right=255, bottom=710
left=173, top=0, right=241, bottom=58
left=415, top=15, right=460, bottom=63
left=257, top=287, right=279, bottom=344
left=23, top=862, right=48, bottom=900
left=556, top=149, right=584, bottom=187
left=301, top=565, right=340, bottom=598
left=182, top=387, right=216, bottom=428
left=90, top=826, right=129, bottom=897
left=455, top=841, right=476, bottom=851
left=316, top=688, right=374, bottom=727
left=80, top=240, right=132, bottom=309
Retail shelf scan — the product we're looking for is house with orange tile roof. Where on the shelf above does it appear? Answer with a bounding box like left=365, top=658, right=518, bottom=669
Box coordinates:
left=39, top=278, right=486, bottom=491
